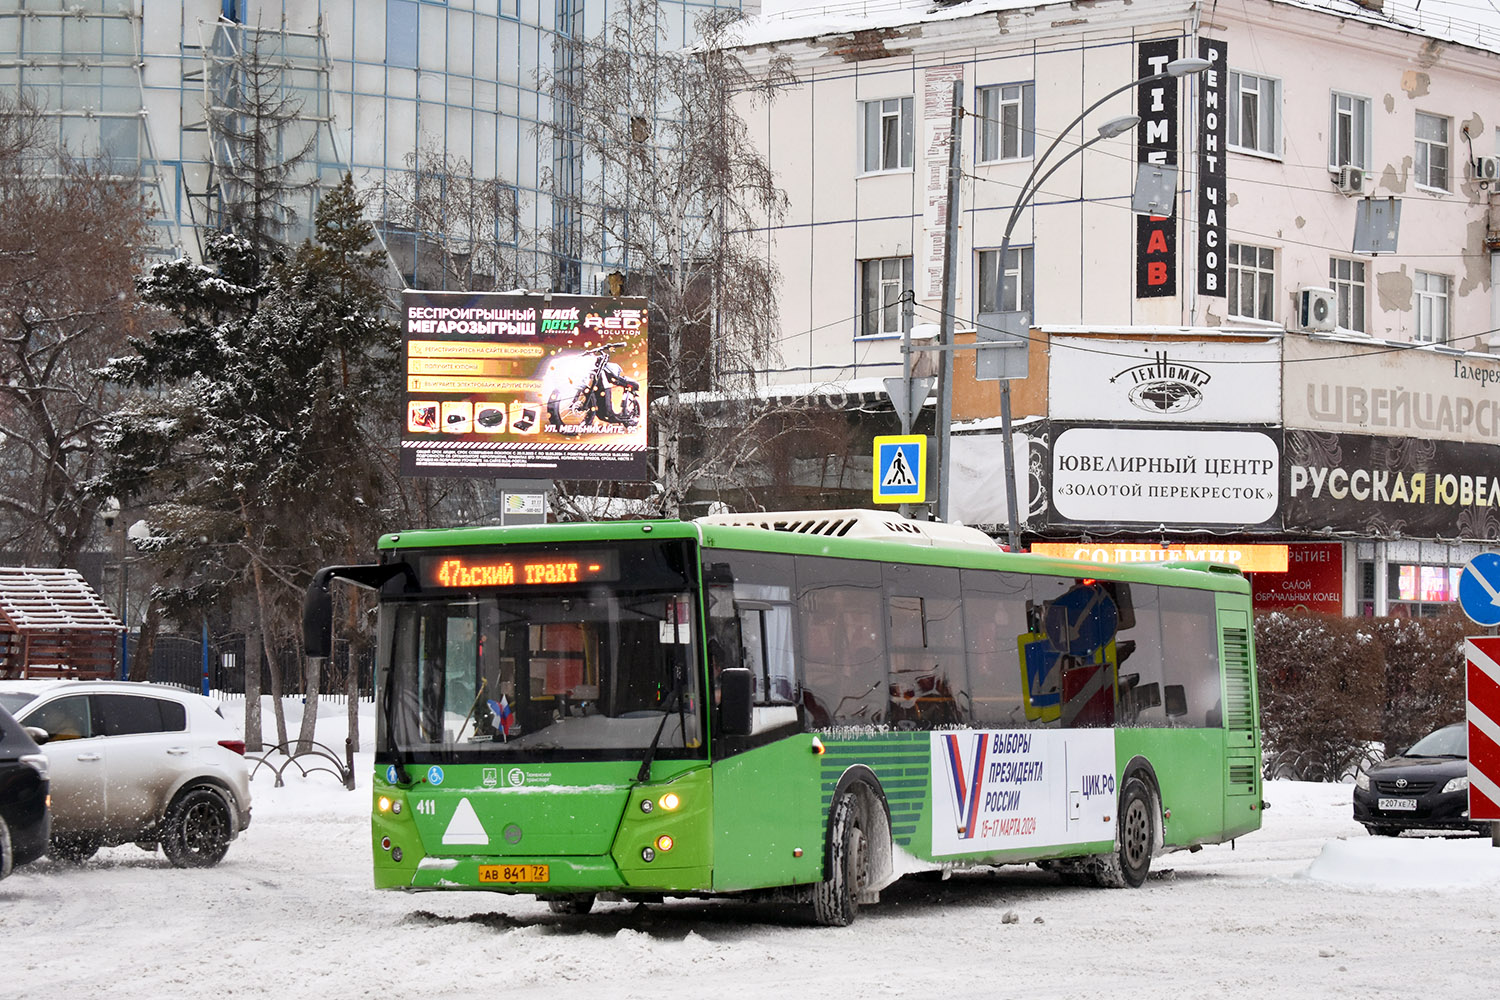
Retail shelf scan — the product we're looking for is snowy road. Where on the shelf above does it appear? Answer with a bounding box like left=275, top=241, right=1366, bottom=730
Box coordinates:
left=4, top=728, right=1500, bottom=999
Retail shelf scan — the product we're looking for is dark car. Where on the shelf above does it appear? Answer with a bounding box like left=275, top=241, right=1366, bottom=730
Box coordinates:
left=0, top=703, right=50, bottom=878
left=1353, top=722, right=1486, bottom=836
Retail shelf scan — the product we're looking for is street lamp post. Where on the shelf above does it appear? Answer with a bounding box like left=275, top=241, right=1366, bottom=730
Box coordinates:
left=939, top=56, right=1209, bottom=550
left=100, top=497, right=128, bottom=679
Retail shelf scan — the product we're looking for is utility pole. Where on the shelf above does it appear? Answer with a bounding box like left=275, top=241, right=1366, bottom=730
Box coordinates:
left=934, top=79, right=963, bottom=523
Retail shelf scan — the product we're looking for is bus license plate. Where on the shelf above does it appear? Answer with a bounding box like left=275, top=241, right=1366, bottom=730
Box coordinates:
left=478, top=864, right=549, bottom=884
left=1377, top=797, right=1417, bottom=811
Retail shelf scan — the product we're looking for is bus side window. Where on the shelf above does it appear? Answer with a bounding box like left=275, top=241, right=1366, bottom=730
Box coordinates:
left=960, top=570, right=1029, bottom=728
left=736, top=605, right=796, bottom=705
left=884, top=564, right=965, bottom=730
left=1160, top=587, right=1221, bottom=727
left=796, top=555, right=885, bottom=726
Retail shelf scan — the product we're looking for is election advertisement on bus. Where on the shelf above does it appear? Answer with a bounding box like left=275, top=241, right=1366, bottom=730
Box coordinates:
left=400, top=290, right=649, bottom=480
left=930, top=729, right=1116, bottom=856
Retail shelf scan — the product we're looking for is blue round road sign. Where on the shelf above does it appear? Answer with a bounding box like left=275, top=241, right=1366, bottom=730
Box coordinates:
left=1458, top=553, right=1500, bottom=627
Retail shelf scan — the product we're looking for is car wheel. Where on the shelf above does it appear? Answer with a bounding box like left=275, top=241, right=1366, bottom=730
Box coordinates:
left=1363, top=824, right=1400, bottom=837
left=0, top=815, right=12, bottom=881
left=49, top=833, right=102, bottom=864
left=161, top=788, right=233, bottom=868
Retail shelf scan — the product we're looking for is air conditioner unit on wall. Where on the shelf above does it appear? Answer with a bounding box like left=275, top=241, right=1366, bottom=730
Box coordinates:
left=1474, top=156, right=1500, bottom=182
left=1294, top=286, right=1336, bottom=333
left=1335, top=164, right=1364, bottom=195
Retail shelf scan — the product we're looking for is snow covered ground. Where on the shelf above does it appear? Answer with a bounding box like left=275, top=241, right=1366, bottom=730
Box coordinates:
left=4, top=697, right=1500, bottom=1000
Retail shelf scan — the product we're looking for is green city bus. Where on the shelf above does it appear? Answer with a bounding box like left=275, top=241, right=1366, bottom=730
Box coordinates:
left=303, top=508, right=1262, bottom=925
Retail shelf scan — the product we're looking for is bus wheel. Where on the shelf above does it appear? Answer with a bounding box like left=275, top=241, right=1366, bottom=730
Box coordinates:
left=1097, top=776, right=1156, bottom=888
left=812, top=792, right=866, bottom=927
left=546, top=894, right=596, bottom=915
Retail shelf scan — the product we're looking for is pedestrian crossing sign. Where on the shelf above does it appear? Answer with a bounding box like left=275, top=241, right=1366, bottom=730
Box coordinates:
left=873, top=435, right=926, bottom=504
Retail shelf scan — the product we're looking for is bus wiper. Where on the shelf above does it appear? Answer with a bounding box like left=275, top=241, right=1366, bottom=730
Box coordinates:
left=635, top=682, right=683, bottom=784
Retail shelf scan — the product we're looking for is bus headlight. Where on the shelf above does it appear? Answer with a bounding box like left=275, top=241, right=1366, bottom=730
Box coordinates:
left=655, top=834, right=675, bottom=852
left=658, top=792, right=681, bottom=811
left=378, top=796, right=392, bottom=812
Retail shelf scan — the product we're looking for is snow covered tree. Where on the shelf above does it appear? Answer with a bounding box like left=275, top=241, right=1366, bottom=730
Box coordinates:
left=375, top=148, right=546, bottom=293
left=539, top=1, right=794, bottom=518
left=96, top=175, right=400, bottom=750
left=0, top=97, right=151, bottom=563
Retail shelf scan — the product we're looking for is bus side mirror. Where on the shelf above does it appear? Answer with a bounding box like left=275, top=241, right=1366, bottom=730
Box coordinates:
left=719, top=667, right=754, bottom=737
left=303, top=567, right=338, bottom=659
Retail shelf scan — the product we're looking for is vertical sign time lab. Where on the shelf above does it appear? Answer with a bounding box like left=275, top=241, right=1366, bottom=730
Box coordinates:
left=1136, top=39, right=1179, bottom=299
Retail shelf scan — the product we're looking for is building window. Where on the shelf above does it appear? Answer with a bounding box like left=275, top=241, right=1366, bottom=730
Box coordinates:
left=1227, top=243, right=1275, bottom=321
left=387, top=0, right=418, bottom=69
left=1329, top=258, right=1366, bottom=333
left=1415, top=112, right=1450, bottom=190
left=1227, top=71, right=1280, bottom=156
left=861, top=97, right=913, bottom=173
left=859, top=257, right=913, bottom=336
left=1329, top=93, right=1370, bottom=169
left=1413, top=271, right=1449, bottom=344
left=977, top=246, right=1034, bottom=317
left=977, top=83, right=1034, bottom=163
left=494, top=184, right=518, bottom=247
left=1385, top=562, right=1462, bottom=618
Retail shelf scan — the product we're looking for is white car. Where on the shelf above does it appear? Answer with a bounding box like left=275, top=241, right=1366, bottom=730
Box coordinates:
left=0, top=680, right=252, bottom=867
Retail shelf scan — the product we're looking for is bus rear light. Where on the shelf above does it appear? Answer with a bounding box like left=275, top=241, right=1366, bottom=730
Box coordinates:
left=811, top=737, right=826, bottom=755
left=658, top=792, right=680, bottom=811
left=381, top=837, right=392, bottom=851
left=655, top=835, right=675, bottom=852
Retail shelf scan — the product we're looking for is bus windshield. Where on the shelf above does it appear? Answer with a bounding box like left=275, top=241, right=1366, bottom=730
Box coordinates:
left=378, top=540, right=704, bottom=759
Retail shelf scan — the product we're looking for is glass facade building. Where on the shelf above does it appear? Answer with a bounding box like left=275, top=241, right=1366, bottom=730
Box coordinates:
left=0, top=0, right=751, bottom=281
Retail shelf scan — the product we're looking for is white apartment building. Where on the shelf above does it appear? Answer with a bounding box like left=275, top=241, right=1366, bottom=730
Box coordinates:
left=732, top=0, right=1500, bottom=616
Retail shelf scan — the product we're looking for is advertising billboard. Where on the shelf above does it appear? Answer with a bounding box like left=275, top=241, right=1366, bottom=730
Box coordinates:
left=1046, top=423, right=1281, bottom=529
left=400, top=290, right=649, bottom=481
left=1047, top=336, right=1280, bottom=424
left=1283, top=428, right=1500, bottom=539
left=1248, top=541, right=1344, bottom=614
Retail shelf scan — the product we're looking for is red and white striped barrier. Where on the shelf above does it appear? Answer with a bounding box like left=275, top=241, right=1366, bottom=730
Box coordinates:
left=1465, top=636, right=1500, bottom=822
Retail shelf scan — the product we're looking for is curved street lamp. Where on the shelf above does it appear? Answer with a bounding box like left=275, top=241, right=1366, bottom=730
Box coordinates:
left=933, top=55, right=1211, bottom=551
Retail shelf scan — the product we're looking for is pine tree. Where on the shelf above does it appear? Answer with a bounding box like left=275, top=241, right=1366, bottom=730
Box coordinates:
left=96, top=174, right=400, bottom=750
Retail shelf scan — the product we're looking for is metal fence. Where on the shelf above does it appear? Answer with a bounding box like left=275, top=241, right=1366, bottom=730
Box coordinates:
left=129, top=632, right=374, bottom=701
